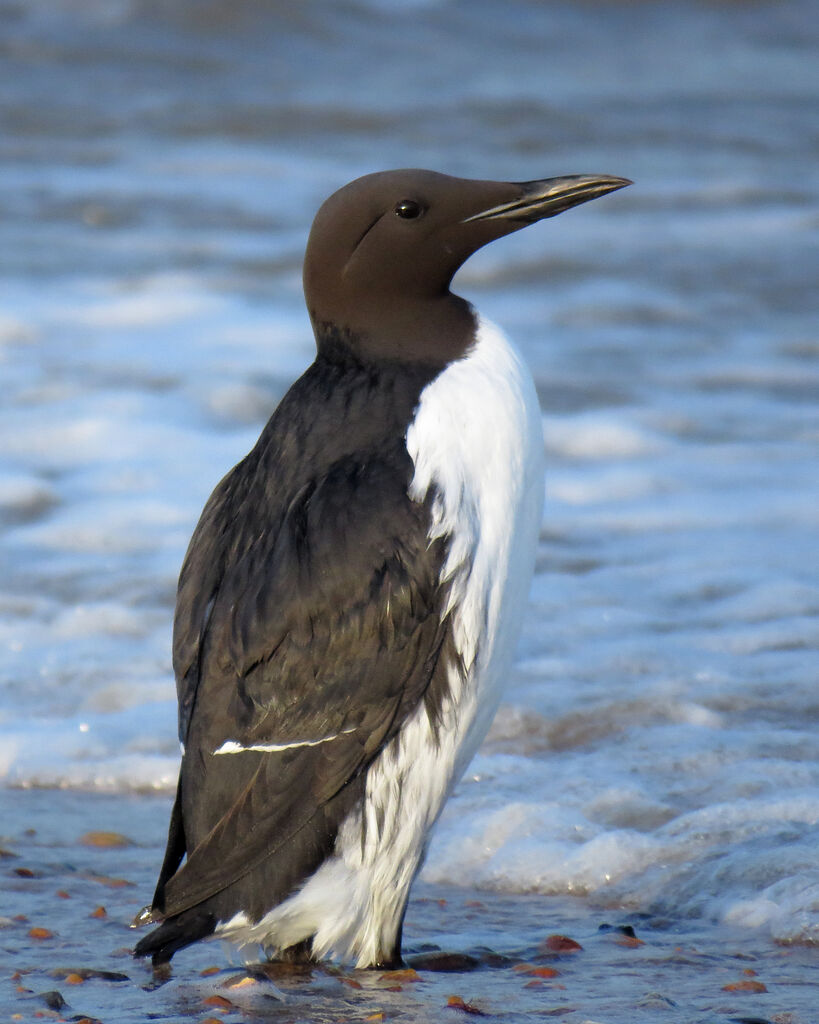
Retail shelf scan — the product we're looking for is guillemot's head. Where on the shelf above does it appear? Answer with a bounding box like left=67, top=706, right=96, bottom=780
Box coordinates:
left=303, top=169, right=631, bottom=365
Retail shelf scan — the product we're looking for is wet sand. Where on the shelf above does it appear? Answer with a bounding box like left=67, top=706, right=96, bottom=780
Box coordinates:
left=1, top=788, right=814, bottom=1023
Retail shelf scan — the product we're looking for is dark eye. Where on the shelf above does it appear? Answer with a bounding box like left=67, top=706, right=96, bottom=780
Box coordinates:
left=394, top=199, right=424, bottom=220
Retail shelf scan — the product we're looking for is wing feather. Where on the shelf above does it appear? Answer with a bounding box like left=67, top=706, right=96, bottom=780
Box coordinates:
left=154, top=429, right=451, bottom=922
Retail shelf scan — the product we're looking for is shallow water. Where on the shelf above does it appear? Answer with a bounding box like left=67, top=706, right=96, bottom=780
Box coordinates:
left=2, top=789, right=817, bottom=1023
left=1, top=0, right=818, bottom=1018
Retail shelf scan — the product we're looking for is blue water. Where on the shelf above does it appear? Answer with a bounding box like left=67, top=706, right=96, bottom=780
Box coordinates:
left=1, top=0, right=818, bottom=1002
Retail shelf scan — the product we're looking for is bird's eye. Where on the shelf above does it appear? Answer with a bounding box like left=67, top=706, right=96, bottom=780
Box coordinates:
left=394, top=199, right=424, bottom=220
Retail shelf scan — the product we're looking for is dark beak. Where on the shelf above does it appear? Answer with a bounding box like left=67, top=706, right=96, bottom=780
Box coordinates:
left=463, top=174, right=632, bottom=225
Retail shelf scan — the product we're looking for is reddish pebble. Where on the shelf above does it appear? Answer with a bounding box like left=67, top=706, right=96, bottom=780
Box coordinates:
left=380, top=968, right=421, bottom=983
left=742, top=967, right=757, bottom=976
left=90, top=906, right=107, bottom=919
left=341, top=976, right=363, bottom=989
left=722, top=979, right=767, bottom=993
left=201, top=1019, right=223, bottom=1024
left=14, top=867, right=36, bottom=878
left=446, top=995, right=485, bottom=1015
left=200, top=965, right=221, bottom=976
left=514, top=963, right=561, bottom=977
left=524, top=979, right=543, bottom=989
left=65, top=973, right=85, bottom=985
left=615, top=935, right=645, bottom=948
left=85, top=873, right=133, bottom=888
left=28, top=927, right=54, bottom=940
left=223, top=976, right=255, bottom=990
left=13, top=914, right=28, bottom=922
left=540, top=934, right=583, bottom=953
left=80, top=830, right=132, bottom=848
left=203, top=994, right=235, bottom=1008
left=56, top=890, right=71, bottom=899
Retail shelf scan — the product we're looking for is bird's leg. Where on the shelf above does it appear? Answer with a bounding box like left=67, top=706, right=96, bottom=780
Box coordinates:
left=276, top=938, right=317, bottom=964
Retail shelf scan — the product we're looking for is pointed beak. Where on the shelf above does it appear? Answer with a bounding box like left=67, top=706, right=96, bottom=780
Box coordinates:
left=462, top=174, right=632, bottom=225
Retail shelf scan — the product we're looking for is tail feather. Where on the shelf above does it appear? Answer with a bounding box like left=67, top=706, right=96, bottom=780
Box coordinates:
left=133, top=908, right=216, bottom=966
left=152, top=777, right=186, bottom=914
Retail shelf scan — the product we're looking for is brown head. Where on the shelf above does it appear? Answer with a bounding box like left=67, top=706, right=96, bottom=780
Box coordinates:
left=303, top=169, right=631, bottom=365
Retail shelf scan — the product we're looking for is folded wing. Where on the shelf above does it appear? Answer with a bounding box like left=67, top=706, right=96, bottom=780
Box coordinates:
left=152, top=437, right=451, bottom=924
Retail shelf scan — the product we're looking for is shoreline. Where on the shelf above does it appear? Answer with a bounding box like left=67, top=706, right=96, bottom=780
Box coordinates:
left=1, top=788, right=813, bottom=1023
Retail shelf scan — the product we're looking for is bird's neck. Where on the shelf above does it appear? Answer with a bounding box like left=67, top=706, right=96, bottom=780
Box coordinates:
left=311, top=292, right=477, bottom=369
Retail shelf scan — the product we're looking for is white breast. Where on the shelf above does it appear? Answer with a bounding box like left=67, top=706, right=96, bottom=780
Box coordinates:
left=405, top=314, right=545, bottom=760
left=216, top=316, right=545, bottom=965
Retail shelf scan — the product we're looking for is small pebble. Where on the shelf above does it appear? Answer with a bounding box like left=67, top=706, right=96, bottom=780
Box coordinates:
left=50, top=967, right=130, bottom=982
left=38, top=991, right=66, bottom=1010
left=80, top=830, right=133, bottom=848
left=379, top=967, right=422, bottom=982
left=84, top=873, right=134, bottom=888
left=446, top=994, right=485, bottom=1015
left=203, top=994, right=235, bottom=1009
left=637, top=992, right=677, bottom=1009
left=221, top=975, right=256, bottom=989
left=408, top=952, right=480, bottom=972
left=539, top=934, right=583, bottom=954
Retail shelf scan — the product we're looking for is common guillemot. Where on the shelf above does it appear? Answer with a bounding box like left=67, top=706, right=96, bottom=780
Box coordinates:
left=134, top=169, right=630, bottom=968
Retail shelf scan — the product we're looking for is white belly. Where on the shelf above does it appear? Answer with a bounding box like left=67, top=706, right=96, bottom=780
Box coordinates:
left=217, top=316, right=545, bottom=965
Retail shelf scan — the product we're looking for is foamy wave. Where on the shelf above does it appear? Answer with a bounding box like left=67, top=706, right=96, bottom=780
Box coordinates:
left=546, top=466, right=664, bottom=505
left=724, top=874, right=819, bottom=946
left=544, top=414, right=663, bottom=460
left=17, top=497, right=190, bottom=555
left=0, top=312, right=36, bottom=345
left=58, top=274, right=224, bottom=328
left=0, top=474, right=58, bottom=517
left=425, top=750, right=819, bottom=949
left=0, top=704, right=179, bottom=793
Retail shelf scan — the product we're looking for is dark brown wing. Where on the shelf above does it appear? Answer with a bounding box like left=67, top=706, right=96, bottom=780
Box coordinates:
left=155, top=445, right=451, bottom=922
